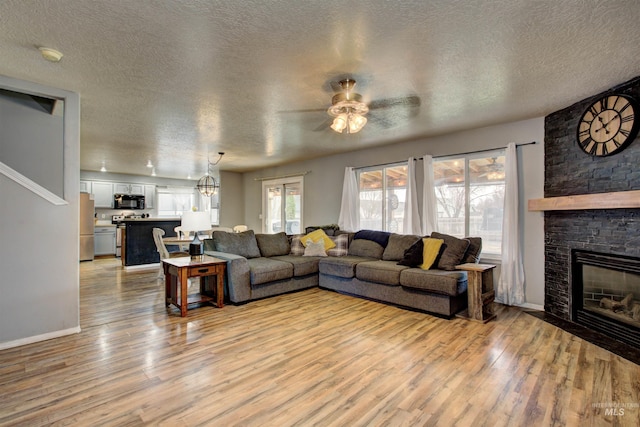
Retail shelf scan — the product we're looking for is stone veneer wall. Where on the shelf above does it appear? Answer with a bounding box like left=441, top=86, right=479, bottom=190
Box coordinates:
left=544, top=76, right=640, bottom=319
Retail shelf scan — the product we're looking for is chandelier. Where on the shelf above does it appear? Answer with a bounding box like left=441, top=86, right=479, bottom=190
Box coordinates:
left=327, top=79, right=369, bottom=134
left=196, top=152, right=224, bottom=196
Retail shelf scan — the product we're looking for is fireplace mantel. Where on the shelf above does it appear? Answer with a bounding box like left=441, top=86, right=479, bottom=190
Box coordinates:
left=528, top=190, right=640, bottom=211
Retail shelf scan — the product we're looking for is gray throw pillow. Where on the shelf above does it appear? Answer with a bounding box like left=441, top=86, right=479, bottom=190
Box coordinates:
left=255, top=232, right=291, bottom=257
left=348, top=239, right=384, bottom=259
left=382, top=234, right=421, bottom=261
left=213, top=230, right=261, bottom=259
left=461, top=237, right=482, bottom=263
left=430, top=232, right=470, bottom=270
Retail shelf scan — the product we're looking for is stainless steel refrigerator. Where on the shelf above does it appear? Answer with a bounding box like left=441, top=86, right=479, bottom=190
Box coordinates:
left=80, top=192, right=95, bottom=261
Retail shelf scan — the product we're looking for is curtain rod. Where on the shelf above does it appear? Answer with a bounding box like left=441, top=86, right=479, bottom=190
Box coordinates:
left=358, top=141, right=537, bottom=170
left=254, top=170, right=311, bottom=181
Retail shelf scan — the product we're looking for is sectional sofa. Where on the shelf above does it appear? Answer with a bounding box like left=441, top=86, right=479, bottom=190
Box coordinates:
left=203, top=228, right=482, bottom=318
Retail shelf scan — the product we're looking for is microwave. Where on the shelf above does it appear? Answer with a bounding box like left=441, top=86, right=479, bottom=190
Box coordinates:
left=114, top=194, right=145, bottom=210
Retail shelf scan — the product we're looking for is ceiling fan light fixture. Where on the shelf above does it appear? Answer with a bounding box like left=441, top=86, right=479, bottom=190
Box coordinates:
left=330, top=114, right=348, bottom=132
left=348, top=113, right=367, bottom=133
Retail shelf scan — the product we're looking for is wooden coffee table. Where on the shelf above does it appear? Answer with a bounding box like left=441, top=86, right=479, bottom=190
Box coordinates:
left=162, top=255, right=226, bottom=317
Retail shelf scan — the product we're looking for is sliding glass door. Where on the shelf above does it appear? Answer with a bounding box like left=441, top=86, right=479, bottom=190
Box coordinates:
left=262, top=177, right=303, bottom=234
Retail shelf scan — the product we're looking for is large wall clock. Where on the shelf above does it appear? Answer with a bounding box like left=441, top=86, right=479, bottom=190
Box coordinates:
left=576, top=94, right=639, bottom=156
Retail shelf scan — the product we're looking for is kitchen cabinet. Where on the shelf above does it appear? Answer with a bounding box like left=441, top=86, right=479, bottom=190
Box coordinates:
left=80, top=180, right=92, bottom=193
left=115, top=183, right=144, bottom=195
left=144, top=185, right=155, bottom=209
left=92, top=182, right=114, bottom=208
left=95, top=226, right=116, bottom=255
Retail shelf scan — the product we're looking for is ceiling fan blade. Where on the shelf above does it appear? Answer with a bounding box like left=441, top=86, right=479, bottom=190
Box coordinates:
left=313, top=118, right=333, bottom=131
left=368, top=95, right=421, bottom=110
left=278, top=107, right=327, bottom=114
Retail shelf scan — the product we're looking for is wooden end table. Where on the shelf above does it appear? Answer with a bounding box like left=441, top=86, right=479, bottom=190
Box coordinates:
left=162, top=255, right=226, bottom=317
left=455, top=263, right=496, bottom=323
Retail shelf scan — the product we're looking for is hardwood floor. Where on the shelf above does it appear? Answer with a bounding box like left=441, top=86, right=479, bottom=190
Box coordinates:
left=1, top=258, right=639, bottom=426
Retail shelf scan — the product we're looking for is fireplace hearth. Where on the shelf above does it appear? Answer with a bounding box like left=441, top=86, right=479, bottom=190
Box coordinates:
left=572, top=250, right=640, bottom=348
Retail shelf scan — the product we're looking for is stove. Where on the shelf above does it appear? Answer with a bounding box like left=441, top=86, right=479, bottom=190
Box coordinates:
left=111, top=214, right=144, bottom=224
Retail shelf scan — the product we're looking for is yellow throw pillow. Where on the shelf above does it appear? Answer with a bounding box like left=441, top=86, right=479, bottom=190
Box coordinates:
left=420, top=237, right=444, bottom=270
left=301, top=228, right=336, bottom=251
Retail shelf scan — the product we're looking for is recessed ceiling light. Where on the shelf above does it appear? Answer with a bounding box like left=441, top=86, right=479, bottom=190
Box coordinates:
left=100, top=165, right=107, bottom=172
left=38, top=47, right=63, bottom=62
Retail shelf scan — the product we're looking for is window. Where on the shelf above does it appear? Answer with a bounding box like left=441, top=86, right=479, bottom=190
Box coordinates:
left=433, top=150, right=505, bottom=257
left=156, top=187, right=198, bottom=218
left=357, top=163, right=407, bottom=233
left=262, top=176, right=303, bottom=234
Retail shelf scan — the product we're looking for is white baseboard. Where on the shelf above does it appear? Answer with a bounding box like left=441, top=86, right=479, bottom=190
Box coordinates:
left=0, top=326, right=81, bottom=351
left=516, top=302, right=544, bottom=311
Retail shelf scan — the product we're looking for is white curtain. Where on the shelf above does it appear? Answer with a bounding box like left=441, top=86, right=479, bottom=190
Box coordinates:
left=337, top=167, right=359, bottom=231
left=403, top=157, right=422, bottom=235
left=422, top=154, right=438, bottom=235
left=496, top=142, right=525, bottom=305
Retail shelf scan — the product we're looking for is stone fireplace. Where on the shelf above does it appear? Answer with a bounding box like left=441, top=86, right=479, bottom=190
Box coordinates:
left=541, top=75, right=640, bottom=349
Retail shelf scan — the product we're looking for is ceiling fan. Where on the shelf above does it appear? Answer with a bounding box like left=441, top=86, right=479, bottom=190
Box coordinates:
left=282, top=78, right=421, bottom=133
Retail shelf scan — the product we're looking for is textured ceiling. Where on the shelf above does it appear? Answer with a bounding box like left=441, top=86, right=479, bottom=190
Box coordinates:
left=1, top=0, right=640, bottom=179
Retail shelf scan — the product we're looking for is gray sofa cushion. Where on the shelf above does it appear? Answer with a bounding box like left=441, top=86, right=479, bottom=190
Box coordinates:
left=399, top=268, right=467, bottom=296
left=255, top=232, right=290, bottom=257
left=271, top=255, right=321, bottom=277
left=356, top=260, right=408, bottom=286
left=430, top=232, right=470, bottom=271
left=247, top=257, right=293, bottom=285
left=348, top=239, right=385, bottom=259
left=213, top=230, right=261, bottom=259
left=319, top=255, right=376, bottom=279
left=382, top=234, right=421, bottom=261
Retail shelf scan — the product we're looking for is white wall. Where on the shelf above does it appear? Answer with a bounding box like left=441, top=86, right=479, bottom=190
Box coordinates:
left=241, top=117, right=545, bottom=307
left=0, top=75, right=81, bottom=348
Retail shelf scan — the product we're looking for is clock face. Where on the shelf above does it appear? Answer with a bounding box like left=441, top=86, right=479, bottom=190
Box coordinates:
left=577, top=94, right=639, bottom=156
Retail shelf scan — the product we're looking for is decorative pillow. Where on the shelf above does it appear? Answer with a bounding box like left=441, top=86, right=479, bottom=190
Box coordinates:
left=348, top=238, right=384, bottom=259
left=353, top=229, right=391, bottom=248
left=430, top=232, right=471, bottom=271
left=420, top=238, right=444, bottom=270
left=382, top=234, right=421, bottom=261
left=255, top=232, right=290, bottom=257
left=289, top=235, right=305, bottom=256
left=397, top=238, right=424, bottom=267
left=212, top=229, right=261, bottom=259
left=327, top=234, right=349, bottom=257
left=461, top=237, right=482, bottom=263
left=303, top=239, right=327, bottom=257
left=301, top=228, right=336, bottom=251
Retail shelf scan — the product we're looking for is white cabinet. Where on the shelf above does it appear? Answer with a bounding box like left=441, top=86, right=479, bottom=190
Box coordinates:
left=144, top=185, right=155, bottom=209
left=114, top=183, right=144, bottom=195
left=92, top=182, right=114, bottom=208
left=80, top=180, right=92, bottom=193
left=94, top=226, right=116, bottom=255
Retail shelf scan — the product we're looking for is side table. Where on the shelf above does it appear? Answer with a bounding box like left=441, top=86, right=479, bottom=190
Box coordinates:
left=162, top=255, right=226, bottom=317
left=455, top=263, right=496, bottom=323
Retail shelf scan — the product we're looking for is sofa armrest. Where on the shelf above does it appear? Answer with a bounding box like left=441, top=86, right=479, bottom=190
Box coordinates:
left=204, top=251, right=251, bottom=303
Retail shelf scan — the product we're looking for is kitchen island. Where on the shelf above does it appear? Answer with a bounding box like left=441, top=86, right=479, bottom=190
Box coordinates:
left=121, top=218, right=181, bottom=267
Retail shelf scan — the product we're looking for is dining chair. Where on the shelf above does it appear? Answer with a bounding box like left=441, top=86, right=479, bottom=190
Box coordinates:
left=233, top=224, right=248, bottom=233
left=152, top=228, right=189, bottom=277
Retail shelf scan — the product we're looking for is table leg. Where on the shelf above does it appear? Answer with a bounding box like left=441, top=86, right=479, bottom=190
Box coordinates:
left=215, top=272, right=224, bottom=308
left=179, top=268, right=188, bottom=317
left=164, top=264, right=170, bottom=307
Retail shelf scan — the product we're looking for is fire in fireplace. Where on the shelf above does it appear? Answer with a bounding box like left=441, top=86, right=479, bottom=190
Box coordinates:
left=572, top=250, right=640, bottom=348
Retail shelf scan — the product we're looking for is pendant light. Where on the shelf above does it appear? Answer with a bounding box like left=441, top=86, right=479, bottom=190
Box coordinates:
left=196, top=152, right=224, bottom=196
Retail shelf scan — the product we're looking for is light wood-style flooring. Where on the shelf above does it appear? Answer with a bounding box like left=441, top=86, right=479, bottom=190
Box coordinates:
left=1, top=257, right=639, bottom=426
